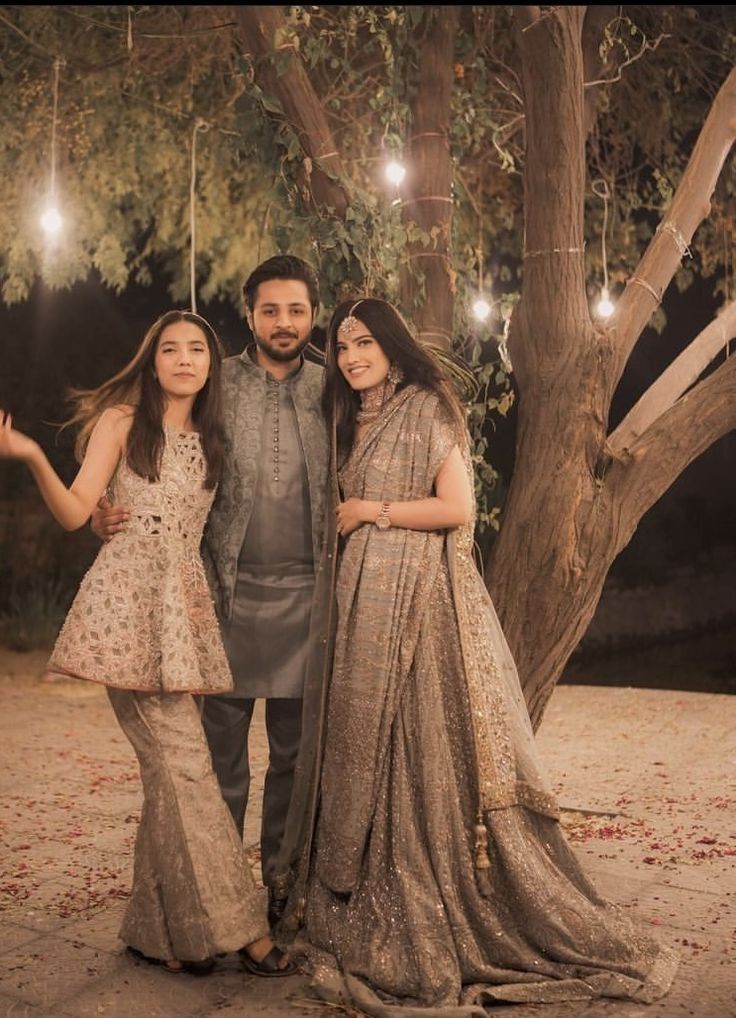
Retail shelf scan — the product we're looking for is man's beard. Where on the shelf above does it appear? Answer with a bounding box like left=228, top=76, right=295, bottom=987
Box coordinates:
left=254, top=330, right=311, bottom=363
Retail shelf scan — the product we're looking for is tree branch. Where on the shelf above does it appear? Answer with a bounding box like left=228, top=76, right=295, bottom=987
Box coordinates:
left=607, top=353, right=736, bottom=541
left=608, top=299, right=736, bottom=454
left=513, top=6, right=542, bottom=34
left=606, top=66, right=736, bottom=388
left=232, top=5, right=350, bottom=216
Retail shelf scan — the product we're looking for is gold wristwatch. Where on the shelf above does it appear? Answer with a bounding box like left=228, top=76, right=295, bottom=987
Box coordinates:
left=375, top=501, right=391, bottom=530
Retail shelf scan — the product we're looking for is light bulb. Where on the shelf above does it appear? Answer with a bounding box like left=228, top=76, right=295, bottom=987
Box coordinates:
left=40, top=205, right=63, bottom=236
left=472, top=297, right=492, bottom=322
left=385, top=160, right=406, bottom=186
left=596, top=287, right=614, bottom=319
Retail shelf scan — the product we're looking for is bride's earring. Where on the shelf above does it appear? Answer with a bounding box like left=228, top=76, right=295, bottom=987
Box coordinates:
left=387, top=362, right=404, bottom=385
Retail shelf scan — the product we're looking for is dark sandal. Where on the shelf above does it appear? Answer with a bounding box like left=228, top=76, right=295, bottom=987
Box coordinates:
left=240, top=945, right=298, bottom=978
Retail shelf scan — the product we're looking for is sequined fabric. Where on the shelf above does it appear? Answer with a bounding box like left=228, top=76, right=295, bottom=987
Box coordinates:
left=49, top=427, right=233, bottom=693
left=107, top=688, right=268, bottom=961
left=279, top=386, right=678, bottom=1015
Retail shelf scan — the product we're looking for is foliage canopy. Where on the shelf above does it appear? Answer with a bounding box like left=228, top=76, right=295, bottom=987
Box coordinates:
left=1, top=5, right=733, bottom=320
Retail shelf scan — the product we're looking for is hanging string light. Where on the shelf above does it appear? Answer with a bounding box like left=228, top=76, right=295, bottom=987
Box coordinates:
left=472, top=296, right=491, bottom=321
left=385, top=159, right=406, bottom=187
left=189, top=118, right=210, bottom=313
left=40, top=58, right=65, bottom=238
left=592, top=178, right=614, bottom=318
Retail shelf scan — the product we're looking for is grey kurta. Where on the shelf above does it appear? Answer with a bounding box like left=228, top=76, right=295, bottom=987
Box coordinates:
left=204, top=348, right=327, bottom=630
left=222, top=373, right=315, bottom=698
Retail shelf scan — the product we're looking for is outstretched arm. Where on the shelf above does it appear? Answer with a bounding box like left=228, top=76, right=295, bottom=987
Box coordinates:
left=336, top=445, right=474, bottom=536
left=0, top=407, right=129, bottom=531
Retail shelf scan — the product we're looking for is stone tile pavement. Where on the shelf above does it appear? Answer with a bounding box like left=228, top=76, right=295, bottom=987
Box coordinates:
left=0, top=649, right=734, bottom=1017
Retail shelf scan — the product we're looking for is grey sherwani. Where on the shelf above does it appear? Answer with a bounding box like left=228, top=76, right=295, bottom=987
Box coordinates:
left=204, top=349, right=327, bottom=627
left=201, top=347, right=328, bottom=882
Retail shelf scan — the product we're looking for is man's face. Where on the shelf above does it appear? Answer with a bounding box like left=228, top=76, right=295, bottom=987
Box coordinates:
left=247, top=278, right=314, bottom=368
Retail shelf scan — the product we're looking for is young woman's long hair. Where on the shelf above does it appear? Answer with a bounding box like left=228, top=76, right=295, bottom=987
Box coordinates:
left=64, top=310, right=225, bottom=489
left=323, top=298, right=466, bottom=462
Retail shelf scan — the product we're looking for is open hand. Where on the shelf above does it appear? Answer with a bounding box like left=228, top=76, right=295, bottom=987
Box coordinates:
left=0, top=410, right=39, bottom=463
left=91, top=494, right=130, bottom=543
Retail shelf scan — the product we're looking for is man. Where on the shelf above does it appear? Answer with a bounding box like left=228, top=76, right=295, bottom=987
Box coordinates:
left=95, top=255, right=328, bottom=929
left=202, top=255, right=327, bottom=928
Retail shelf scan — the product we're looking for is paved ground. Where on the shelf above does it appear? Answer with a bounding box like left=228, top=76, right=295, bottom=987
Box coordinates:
left=0, top=648, right=734, bottom=1018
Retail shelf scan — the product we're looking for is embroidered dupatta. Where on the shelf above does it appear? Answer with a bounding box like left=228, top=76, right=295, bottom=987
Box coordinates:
left=274, top=384, right=558, bottom=909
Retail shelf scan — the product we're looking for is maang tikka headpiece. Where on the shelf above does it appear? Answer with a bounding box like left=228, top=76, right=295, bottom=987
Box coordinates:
left=337, top=299, right=366, bottom=338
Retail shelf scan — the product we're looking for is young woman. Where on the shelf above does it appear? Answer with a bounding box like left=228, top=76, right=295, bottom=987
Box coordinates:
left=0, top=310, right=294, bottom=977
left=274, top=298, right=678, bottom=1014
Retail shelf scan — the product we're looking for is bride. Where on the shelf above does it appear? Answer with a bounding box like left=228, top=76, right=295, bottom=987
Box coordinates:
left=274, top=297, right=678, bottom=1016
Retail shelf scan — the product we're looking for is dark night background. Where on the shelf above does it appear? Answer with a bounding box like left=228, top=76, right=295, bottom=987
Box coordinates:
left=1, top=268, right=734, bottom=691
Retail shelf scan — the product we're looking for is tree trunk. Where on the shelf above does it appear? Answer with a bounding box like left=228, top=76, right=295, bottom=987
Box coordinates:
left=232, top=6, right=349, bottom=217
left=488, top=9, right=736, bottom=730
left=399, top=8, right=458, bottom=349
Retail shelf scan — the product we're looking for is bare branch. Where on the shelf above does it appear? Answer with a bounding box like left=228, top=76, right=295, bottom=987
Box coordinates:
left=513, top=7, right=543, bottom=34
left=581, top=5, right=619, bottom=134
left=606, top=66, right=736, bottom=387
left=607, top=353, right=736, bottom=540
left=584, top=32, right=668, bottom=88
left=608, top=300, right=736, bottom=454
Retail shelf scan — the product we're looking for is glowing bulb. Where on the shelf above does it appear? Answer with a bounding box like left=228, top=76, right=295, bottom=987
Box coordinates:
left=40, top=205, right=63, bottom=236
left=385, top=160, right=406, bottom=187
left=472, top=297, right=492, bottom=322
left=596, top=287, right=614, bottom=319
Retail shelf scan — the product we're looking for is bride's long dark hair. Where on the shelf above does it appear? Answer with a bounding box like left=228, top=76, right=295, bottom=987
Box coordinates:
left=64, top=310, right=225, bottom=489
left=323, top=298, right=466, bottom=462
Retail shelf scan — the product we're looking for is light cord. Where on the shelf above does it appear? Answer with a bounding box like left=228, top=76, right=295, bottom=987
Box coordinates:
left=49, top=58, right=63, bottom=200
left=189, top=118, right=210, bottom=313
left=591, top=178, right=611, bottom=295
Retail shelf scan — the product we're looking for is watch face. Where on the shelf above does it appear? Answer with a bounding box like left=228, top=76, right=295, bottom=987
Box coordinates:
left=376, top=514, right=390, bottom=530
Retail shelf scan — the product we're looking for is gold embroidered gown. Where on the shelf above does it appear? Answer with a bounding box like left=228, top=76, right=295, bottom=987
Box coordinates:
left=277, top=386, right=678, bottom=1015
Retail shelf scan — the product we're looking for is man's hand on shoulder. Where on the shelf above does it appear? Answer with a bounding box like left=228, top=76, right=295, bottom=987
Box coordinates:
left=91, top=494, right=130, bottom=543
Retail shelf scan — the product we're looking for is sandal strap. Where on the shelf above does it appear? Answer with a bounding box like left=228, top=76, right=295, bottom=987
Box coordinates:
left=258, top=946, right=287, bottom=972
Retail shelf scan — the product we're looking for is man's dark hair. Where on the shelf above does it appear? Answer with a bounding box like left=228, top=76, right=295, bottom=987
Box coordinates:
left=242, top=255, right=320, bottom=313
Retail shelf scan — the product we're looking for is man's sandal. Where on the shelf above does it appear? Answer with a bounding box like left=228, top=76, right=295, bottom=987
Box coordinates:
left=239, top=945, right=299, bottom=978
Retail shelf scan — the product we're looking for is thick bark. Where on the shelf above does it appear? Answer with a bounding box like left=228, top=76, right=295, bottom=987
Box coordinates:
left=488, top=6, right=594, bottom=729
left=399, top=8, right=458, bottom=349
left=232, top=5, right=349, bottom=216
left=488, top=9, right=736, bottom=730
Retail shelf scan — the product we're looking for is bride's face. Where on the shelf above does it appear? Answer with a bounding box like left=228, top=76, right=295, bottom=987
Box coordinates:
left=335, top=321, right=391, bottom=392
